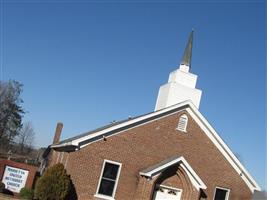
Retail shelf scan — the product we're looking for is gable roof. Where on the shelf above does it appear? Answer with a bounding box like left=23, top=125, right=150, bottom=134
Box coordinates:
left=55, top=118, right=136, bottom=146
left=51, top=103, right=188, bottom=150
left=50, top=100, right=261, bottom=192
left=139, top=155, right=207, bottom=191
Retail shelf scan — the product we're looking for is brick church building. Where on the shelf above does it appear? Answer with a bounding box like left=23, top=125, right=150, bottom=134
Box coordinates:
left=44, top=31, right=261, bottom=200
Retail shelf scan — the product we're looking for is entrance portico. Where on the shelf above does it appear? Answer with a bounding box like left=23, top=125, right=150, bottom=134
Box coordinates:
left=137, top=155, right=206, bottom=200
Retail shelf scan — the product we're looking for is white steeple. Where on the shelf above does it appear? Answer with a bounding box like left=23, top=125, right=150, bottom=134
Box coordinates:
left=155, top=31, right=202, bottom=111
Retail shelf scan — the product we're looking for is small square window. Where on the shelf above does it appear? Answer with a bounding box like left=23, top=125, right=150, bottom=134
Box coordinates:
left=96, top=160, right=122, bottom=199
left=213, top=187, right=230, bottom=200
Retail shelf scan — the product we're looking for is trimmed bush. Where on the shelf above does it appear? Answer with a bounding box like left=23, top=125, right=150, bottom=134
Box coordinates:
left=0, top=182, right=5, bottom=193
left=20, top=187, right=33, bottom=199
left=34, top=163, right=71, bottom=200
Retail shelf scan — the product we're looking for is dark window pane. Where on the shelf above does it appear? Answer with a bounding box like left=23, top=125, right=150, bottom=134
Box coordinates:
left=214, top=188, right=227, bottom=200
left=103, top=163, right=119, bottom=180
left=98, top=179, right=115, bottom=196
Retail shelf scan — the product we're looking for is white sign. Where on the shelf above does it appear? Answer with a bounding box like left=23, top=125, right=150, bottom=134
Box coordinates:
left=1, top=165, right=29, bottom=193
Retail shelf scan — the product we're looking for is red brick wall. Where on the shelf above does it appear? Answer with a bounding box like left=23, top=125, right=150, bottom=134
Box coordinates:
left=0, top=159, right=38, bottom=192
left=52, top=110, right=252, bottom=200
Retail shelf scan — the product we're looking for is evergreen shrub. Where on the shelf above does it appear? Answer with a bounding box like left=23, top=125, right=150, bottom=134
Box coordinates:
left=19, top=187, right=34, bottom=199
left=35, top=163, right=71, bottom=200
left=0, top=182, right=5, bottom=193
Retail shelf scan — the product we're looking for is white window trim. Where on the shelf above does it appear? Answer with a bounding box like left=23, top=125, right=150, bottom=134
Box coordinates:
left=95, top=159, right=122, bottom=200
left=154, top=184, right=183, bottom=199
left=176, top=114, right=188, bottom=132
left=213, top=186, right=230, bottom=200
left=157, top=184, right=183, bottom=193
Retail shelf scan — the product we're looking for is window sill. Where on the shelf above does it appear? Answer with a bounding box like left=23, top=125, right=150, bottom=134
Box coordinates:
left=94, top=194, right=115, bottom=200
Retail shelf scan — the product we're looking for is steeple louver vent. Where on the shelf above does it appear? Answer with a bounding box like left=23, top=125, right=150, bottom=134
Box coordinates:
left=177, top=114, right=188, bottom=132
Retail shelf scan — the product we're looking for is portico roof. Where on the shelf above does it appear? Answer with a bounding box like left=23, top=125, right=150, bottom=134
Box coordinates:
left=139, top=155, right=207, bottom=191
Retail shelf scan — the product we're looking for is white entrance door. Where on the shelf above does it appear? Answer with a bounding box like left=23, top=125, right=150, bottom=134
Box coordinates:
left=153, top=185, right=182, bottom=200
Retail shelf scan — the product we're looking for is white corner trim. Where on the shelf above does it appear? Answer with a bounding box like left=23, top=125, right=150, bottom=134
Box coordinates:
left=185, top=105, right=261, bottom=192
left=140, top=156, right=207, bottom=191
left=95, top=159, right=122, bottom=199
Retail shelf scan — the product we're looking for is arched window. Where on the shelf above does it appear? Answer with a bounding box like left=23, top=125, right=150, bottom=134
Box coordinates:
left=177, top=114, right=188, bottom=132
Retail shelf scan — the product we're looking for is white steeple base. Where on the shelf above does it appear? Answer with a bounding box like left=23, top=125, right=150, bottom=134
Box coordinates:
left=155, top=64, right=202, bottom=111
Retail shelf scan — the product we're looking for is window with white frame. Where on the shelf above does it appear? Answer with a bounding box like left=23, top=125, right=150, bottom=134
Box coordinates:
left=177, top=114, right=188, bottom=132
left=96, top=160, right=122, bottom=199
left=213, top=187, right=230, bottom=200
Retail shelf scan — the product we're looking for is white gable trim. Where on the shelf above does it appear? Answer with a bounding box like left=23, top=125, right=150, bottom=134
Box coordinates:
left=51, top=100, right=260, bottom=192
left=51, top=101, right=189, bottom=149
left=185, top=105, right=261, bottom=192
left=140, top=156, right=207, bottom=191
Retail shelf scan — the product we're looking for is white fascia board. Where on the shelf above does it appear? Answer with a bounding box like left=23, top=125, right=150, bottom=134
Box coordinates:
left=139, top=158, right=182, bottom=177
left=51, top=141, right=76, bottom=148
left=71, top=101, right=190, bottom=147
left=139, top=156, right=207, bottom=190
left=185, top=104, right=261, bottom=192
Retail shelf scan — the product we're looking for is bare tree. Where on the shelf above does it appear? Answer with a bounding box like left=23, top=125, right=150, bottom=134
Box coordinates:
left=17, top=122, right=35, bottom=154
left=0, top=80, right=24, bottom=148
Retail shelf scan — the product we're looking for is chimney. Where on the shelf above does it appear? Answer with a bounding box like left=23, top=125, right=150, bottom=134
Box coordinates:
left=52, top=122, right=63, bottom=144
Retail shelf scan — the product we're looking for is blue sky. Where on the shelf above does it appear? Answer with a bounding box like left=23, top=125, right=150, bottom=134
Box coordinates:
left=0, top=1, right=266, bottom=190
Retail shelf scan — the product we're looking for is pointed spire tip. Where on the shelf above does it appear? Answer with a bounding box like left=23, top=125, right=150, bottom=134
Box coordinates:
left=180, top=31, right=194, bottom=68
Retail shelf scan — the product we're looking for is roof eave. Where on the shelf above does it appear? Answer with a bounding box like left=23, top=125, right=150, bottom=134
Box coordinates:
left=51, top=142, right=78, bottom=152
left=70, top=101, right=192, bottom=147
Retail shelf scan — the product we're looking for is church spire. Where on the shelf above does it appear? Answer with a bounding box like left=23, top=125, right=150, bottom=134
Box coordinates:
left=180, top=30, right=194, bottom=68
left=155, top=30, right=202, bottom=111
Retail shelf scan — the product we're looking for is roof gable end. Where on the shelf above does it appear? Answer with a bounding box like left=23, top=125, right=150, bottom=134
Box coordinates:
left=51, top=100, right=261, bottom=192
left=139, top=155, right=207, bottom=191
